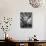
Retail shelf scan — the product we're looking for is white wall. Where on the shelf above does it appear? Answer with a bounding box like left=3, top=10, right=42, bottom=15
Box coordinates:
left=0, top=0, right=46, bottom=40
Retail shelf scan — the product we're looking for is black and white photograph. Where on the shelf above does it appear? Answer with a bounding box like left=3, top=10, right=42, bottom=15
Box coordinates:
left=20, top=12, right=32, bottom=28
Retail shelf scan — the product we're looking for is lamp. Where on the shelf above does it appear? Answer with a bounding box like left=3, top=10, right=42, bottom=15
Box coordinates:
left=29, top=0, right=44, bottom=8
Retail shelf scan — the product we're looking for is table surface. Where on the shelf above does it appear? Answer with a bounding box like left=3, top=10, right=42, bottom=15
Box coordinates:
left=1, top=39, right=46, bottom=43
left=10, top=40, right=46, bottom=43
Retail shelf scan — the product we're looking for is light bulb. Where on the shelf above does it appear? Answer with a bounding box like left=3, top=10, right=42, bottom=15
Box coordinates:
left=6, top=34, right=8, bottom=38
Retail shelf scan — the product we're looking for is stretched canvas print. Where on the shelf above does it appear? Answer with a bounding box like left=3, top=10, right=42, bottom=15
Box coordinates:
left=20, top=12, right=32, bottom=28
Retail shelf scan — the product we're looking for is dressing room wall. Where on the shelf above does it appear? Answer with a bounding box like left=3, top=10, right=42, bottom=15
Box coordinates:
left=0, top=0, right=46, bottom=40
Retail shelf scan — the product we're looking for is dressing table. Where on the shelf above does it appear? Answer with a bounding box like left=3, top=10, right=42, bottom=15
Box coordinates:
left=0, top=38, right=46, bottom=46
left=5, top=39, right=46, bottom=46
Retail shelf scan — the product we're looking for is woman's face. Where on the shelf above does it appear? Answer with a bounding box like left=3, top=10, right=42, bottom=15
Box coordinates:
left=23, top=16, right=28, bottom=21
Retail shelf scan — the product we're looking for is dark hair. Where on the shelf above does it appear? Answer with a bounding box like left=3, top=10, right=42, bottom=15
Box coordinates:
left=34, top=35, right=36, bottom=37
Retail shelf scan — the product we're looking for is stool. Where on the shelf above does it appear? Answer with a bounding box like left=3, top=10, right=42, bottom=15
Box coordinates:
left=20, top=43, right=24, bottom=46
